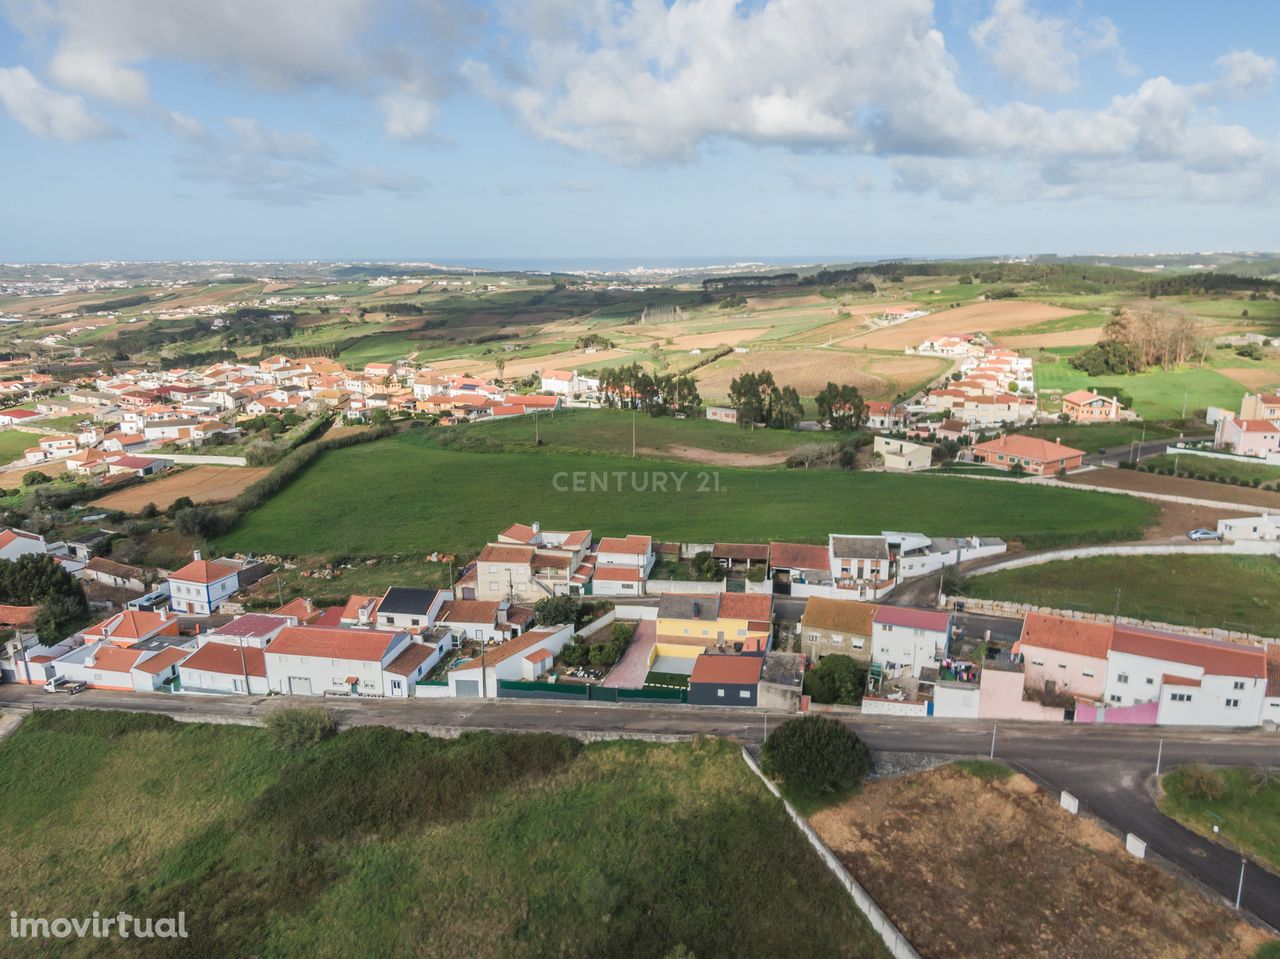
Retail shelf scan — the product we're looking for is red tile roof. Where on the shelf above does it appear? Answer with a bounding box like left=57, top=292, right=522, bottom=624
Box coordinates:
left=593, top=566, right=642, bottom=582
left=0, top=528, right=42, bottom=550
left=691, top=654, right=764, bottom=685
left=0, top=603, right=38, bottom=627
left=1162, top=673, right=1201, bottom=687
left=454, top=627, right=564, bottom=671
left=171, top=558, right=239, bottom=585
left=972, top=435, right=1085, bottom=463
left=873, top=606, right=951, bottom=632
left=180, top=641, right=267, bottom=677
left=267, top=625, right=401, bottom=662
left=524, top=647, right=553, bottom=663
left=768, top=541, right=828, bottom=571
left=718, top=592, right=773, bottom=622
left=385, top=643, right=435, bottom=676
left=83, top=609, right=177, bottom=643
left=272, top=597, right=321, bottom=623
left=88, top=645, right=145, bottom=673
left=1015, top=613, right=1112, bottom=661
left=1110, top=626, right=1266, bottom=679
left=478, top=544, right=535, bottom=564
left=597, top=534, right=651, bottom=556
left=436, top=599, right=500, bottom=624
left=134, top=646, right=192, bottom=675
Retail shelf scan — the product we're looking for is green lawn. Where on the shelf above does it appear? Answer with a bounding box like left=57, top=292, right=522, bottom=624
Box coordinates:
left=965, top=554, right=1280, bottom=636
left=337, top=332, right=429, bottom=366
left=1033, top=361, right=1246, bottom=420
left=465, top=408, right=837, bottom=457
left=1020, top=421, right=1182, bottom=451
left=0, top=710, right=888, bottom=959
left=997, top=311, right=1109, bottom=337
left=218, top=429, right=1155, bottom=556
left=1160, top=767, right=1280, bottom=873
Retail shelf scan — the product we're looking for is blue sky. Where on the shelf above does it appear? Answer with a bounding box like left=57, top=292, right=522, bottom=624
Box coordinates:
left=0, top=0, right=1278, bottom=264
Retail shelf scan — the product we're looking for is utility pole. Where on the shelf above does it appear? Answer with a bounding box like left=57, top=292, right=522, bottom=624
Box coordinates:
left=989, top=722, right=997, bottom=759
left=1182, top=388, right=1189, bottom=420
left=1113, top=587, right=1123, bottom=617
left=1155, top=738, right=1163, bottom=777
left=632, top=407, right=636, bottom=458
left=1236, top=857, right=1246, bottom=910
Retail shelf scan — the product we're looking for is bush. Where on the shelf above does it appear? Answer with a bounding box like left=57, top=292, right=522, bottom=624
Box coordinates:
left=21, top=471, right=50, bottom=487
left=802, top=654, right=868, bottom=706
left=761, top=715, right=870, bottom=799
left=264, top=706, right=337, bottom=752
left=1175, top=764, right=1226, bottom=802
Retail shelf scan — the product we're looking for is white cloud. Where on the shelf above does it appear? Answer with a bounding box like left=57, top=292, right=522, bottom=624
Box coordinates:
left=0, top=65, right=114, bottom=141
left=381, top=93, right=435, bottom=141
left=49, top=46, right=149, bottom=106
left=1203, top=50, right=1277, bottom=100
left=970, top=0, right=1080, bottom=96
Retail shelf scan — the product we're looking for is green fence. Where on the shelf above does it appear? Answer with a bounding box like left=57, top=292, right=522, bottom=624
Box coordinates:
left=620, top=687, right=687, bottom=703
left=496, top=680, right=686, bottom=704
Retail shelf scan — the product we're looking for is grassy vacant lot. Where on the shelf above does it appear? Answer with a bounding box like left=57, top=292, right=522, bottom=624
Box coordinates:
left=1034, top=360, right=1247, bottom=420
left=0, top=711, right=887, bottom=959
left=966, top=554, right=1280, bottom=636
left=465, top=408, right=836, bottom=458
left=1020, top=421, right=1181, bottom=451
left=810, top=762, right=1273, bottom=959
left=1160, top=766, right=1280, bottom=873
left=218, top=431, right=1155, bottom=556
left=1146, top=452, right=1280, bottom=486
left=0, top=428, right=34, bottom=463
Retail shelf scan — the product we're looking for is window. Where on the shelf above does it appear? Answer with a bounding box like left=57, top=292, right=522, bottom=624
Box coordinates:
left=1108, top=694, right=1121, bottom=703
left=1170, top=692, right=1192, bottom=703
left=1145, top=677, right=1154, bottom=685
left=1233, top=681, right=1245, bottom=690
left=716, top=688, right=725, bottom=698
left=1057, top=663, right=1067, bottom=670
left=807, top=632, right=818, bottom=642
left=411, top=618, right=420, bottom=626
left=1030, top=659, right=1044, bottom=667
left=391, top=680, right=402, bottom=691
left=831, top=636, right=843, bottom=646
left=1117, top=673, right=1129, bottom=684
left=1082, top=670, right=1095, bottom=678
left=1226, top=698, right=1240, bottom=708
left=851, top=639, right=865, bottom=650
left=739, top=690, right=751, bottom=699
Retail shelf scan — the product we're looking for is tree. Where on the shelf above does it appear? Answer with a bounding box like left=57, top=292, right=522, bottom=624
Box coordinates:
left=21, top=471, right=50, bottom=488
left=802, top=655, right=868, bottom=705
left=494, top=357, right=507, bottom=380
left=369, top=409, right=391, bottom=426
left=0, top=553, right=89, bottom=644
left=728, top=370, right=776, bottom=427
left=167, top=496, right=194, bottom=518
left=533, top=594, right=579, bottom=626
left=768, top=385, right=803, bottom=430
left=814, top=382, right=867, bottom=432
left=761, top=715, right=871, bottom=798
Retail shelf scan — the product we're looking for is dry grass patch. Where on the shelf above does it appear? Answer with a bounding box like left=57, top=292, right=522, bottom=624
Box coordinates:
left=1220, top=366, right=1280, bottom=391
left=810, top=763, right=1271, bottom=959
left=850, top=300, right=1084, bottom=349
left=92, top=465, right=273, bottom=512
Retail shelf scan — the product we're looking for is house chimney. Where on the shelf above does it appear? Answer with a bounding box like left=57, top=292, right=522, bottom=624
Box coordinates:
left=1055, top=437, right=1061, bottom=445
left=192, top=549, right=202, bottom=561
left=357, top=602, right=369, bottom=625
left=532, top=521, right=540, bottom=535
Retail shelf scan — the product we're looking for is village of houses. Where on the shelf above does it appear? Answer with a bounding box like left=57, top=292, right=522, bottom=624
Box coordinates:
left=0, top=330, right=1277, bottom=730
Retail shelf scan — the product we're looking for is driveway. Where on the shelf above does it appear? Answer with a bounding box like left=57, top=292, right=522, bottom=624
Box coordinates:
left=602, top=620, right=656, bottom=689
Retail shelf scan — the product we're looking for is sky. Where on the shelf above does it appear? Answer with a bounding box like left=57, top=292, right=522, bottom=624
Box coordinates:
left=0, top=0, right=1278, bottom=265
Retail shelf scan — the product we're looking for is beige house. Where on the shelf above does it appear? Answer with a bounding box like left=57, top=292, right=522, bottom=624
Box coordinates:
left=873, top=435, right=932, bottom=472
left=800, top=597, right=877, bottom=663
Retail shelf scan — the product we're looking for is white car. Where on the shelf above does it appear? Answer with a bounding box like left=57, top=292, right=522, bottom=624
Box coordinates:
left=1186, top=528, right=1222, bottom=541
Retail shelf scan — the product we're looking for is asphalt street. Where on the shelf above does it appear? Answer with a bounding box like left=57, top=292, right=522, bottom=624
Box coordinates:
left=1085, top=435, right=1210, bottom=467
left=3, top=685, right=1278, bottom=931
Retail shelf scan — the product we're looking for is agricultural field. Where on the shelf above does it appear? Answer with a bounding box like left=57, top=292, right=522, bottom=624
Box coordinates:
left=0, top=710, right=888, bottom=959
left=810, top=762, right=1272, bottom=959
left=1159, top=766, right=1280, bottom=874
left=1145, top=452, right=1280, bottom=486
left=91, top=465, right=272, bottom=513
left=217, top=429, right=1155, bottom=557
left=964, top=554, right=1280, bottom=636
left=0, top=428, right=36, bottom=464
left=693, top=348, right=948, bottom=403
left=846, top=299, right=1088, bottom=350
left=1034, top=359, right=1249, bottom=420
left=1019, top=421, right=1181, bottom=451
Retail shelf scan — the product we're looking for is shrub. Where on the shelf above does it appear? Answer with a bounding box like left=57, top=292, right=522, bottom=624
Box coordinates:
left=802, top=654, right=868, bottom=706
left=1175, top=764, right=1227, bottom=802
left=265, top=706, right=337, bottom=751
left=762, top=716, right=870, bottom=799
left=21, top=471, right=50, bottom=487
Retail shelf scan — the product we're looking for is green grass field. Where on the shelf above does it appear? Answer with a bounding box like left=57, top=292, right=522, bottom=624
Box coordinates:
left=218, top=429, right=1154, bottom=556
left=1160, top=767, right=1280, bottom=873
left=998, top=311, right=1109, bottom=337
left=0, top=711, right=887, bottom=959
left=1146, top=452, right=1280, bottom=485
left=0, top=428, right=35, bottom=463
left=1033, top=361, right=1247, bottom=420
left=965, top=554, right=1280, bottom=636
left=1020, top=421, right=1181, bottom=450
left=465, top=408, right=836, bottom=457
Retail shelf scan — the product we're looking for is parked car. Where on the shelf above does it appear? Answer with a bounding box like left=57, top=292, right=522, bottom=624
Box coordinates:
left=43, top=676, right=87, bottom=695
left=1186, top=528, right=1222, bottom=541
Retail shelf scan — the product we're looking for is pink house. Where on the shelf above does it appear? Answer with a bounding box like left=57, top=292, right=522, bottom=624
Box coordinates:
left=976, top=667, right=1065, bottom=721
left=1215, top=416, right=1280, bottom=457
left=1013, top=612, right=1112, bottom=703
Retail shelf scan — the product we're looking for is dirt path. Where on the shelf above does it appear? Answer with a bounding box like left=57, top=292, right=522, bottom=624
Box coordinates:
left=810, top=764, right=1272, bottom=959
left=635, top=444, right=790, bottom=467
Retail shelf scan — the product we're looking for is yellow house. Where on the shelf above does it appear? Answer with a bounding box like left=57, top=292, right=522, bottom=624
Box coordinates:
left=655, top=593, right=773, bottom=652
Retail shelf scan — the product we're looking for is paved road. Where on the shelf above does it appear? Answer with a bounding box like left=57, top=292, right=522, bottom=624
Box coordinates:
left=1085, top=435, right=1210, bottom=467
left=4, top=686, right=1278, bottom=931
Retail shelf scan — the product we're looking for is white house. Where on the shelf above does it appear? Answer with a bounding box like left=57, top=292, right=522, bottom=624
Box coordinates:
left=1217, top=514, right=1280, bottom=542
left=178, top=640, right=269, bottom=695
left=263, top=624, right=450, bottom=698
left=592, top=534, right=654, bottom=596
left=0, top=528, right=47, bottom=562
left=167, top=553, right=240, bottom=616
left=374, top=587, right=448, bottom=631
left=872, top=436, right=932, bottom=473
left=446, top=624, right=575, bottom=698
left=433, top=599, right=530, bottom=644
left=51, top=640, right=193, bottom=692
left=871, top=606, right=952, bottom=676
left=1102, top=626, right=1268, bottom=727
left=828, top=535, right=896, bottom=600
left=540, top=369, right=599, bottom=396
left=203, top=612, right=294, bottom=649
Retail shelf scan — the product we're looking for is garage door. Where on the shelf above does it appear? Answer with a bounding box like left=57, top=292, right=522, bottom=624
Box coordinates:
left=453, top=679, right=480, bottom=698
left=288, top=676, right=313, bottom=695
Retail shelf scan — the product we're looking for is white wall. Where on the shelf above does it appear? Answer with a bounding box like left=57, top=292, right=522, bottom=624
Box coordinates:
left=933, top=683, right=981, bottom=718
left=871, top=623, right=947, bottom=675
left=1157, top=672, right=1266, bottom=727
left=179, top=666, right=268, bottom=695
left=861, top=697, right=929, bottom=717
left=265, top=634, right=411, bottom=697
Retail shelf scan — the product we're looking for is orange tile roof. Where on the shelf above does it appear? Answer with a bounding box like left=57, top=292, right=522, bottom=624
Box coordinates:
left=180, top=641, right=267, bottom=677
left=593, top=566, right=642, bottom=582
left=768, top=541, right=828, bottom=571
left=134, top=646, right=192, bottom=675
left=170, top=558, right=239, bottom=585
left=0, top=603, right=38, bottom=627
left=454, top=627, right=563, bottom=671
left=597, top=534, right=651, bottom=556
left=1162, top=673, right=1201, bottom=687
left=88, top=645, right=145, bottom=673
left=478, top=544, right=535, bottom=564
left=1111, top=626, right=1266, bottom=679
left=972, top=434, right=1085, bottom=463
left=690, top=654, right=764, bottom=685
left=340, top=594, right=380, bottom=620
left=83, top=609, right=177, bottom=643
left=272, top=597, right=322, bottom=623
left=267, top=625, right=401, bottom=662
left=1014, top=612, right=1113, bottom=661
left=385, top=643, right=435, bottom=676
left=436, top=599, right=500, bottom=624
left=718, top=592, right=773, bottom=622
